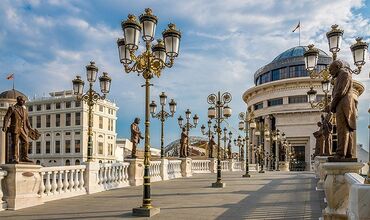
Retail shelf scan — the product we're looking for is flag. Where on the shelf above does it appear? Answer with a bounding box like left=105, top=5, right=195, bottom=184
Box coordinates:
left=292, top=21, right=300, bottom=32
left=6, top=73, right=14, bottom=80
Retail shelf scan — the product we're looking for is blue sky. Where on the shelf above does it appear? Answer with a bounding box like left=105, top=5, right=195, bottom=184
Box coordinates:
left=0, top=0, right=369, bottom=152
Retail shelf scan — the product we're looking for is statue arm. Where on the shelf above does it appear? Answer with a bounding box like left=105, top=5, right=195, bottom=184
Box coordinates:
left=330, top=70, right=351, bottom=112
left=2, top=107, right=12, bottom=131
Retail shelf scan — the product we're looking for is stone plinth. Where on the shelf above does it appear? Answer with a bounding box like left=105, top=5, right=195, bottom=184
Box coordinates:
left=0, top=164, right=43, bottom=210
left=160, top=159, right=169, bottom=181
left=0, top=169, right=7, bottom=210
left=345, top=173, right=370, bottom=220
left=209, top=158, right=217, bottom=173
left=322, top=162, right=364, bottom=220
left=132, top=207, right=160, bottom=217
left=249, top=163, right=258, bottom=172
left=315, top=156, right=329, bottom=191
left=228, top=159, right=234, bottom=171
left=279, top=161, right=289, bottom=171
left=84, top=161, right=102, bottom=194
left=180, top=158, right=192, bottom=177
left=127, top=159, right=144, bottom=186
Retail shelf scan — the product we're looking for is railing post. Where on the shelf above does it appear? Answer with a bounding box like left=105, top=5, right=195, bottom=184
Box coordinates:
left=228, top=158, right=234, bottom=171
left=209, top=158, right=217, bottom=173
left=0, top=169, right=7, bottom=211
left=180, top=158, right=192, bottom=177
left=84, top=161, right=102, bottom=194
left=127, top=159, right=144, bottom=186
left=160, top=159, right=169, bottom=181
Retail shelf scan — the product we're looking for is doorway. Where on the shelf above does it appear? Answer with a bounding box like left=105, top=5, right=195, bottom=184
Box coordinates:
left=290, top=146, right=305, bottom=171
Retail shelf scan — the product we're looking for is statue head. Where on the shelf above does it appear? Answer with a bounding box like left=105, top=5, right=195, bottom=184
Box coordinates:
left=329, top=59, right=351, bottom=77
left=317, top=122, right=322, bottom=127
left=16, top=96, right=25, bottom=106
left=182, top=127, right=186, bottom=132
left=134, top=117, right=140, bottom=124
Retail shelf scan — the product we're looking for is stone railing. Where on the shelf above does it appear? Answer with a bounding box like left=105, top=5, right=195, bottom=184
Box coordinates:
left=167, top=160, right=182, bottom=179
left=233, top=161, right=243, bottom=171
left=149, top=160, right=162, bottom=182
left=98, top=162, right=130, bottom=190
left=192, top=160, right=211, bottom=173
left=39, top=165, right=86, bottom=202
left=0, top=169, right=7, bottom=211
left=221, top=160, right=229, bottom=171
left=345, top=173, right=370, bottom=220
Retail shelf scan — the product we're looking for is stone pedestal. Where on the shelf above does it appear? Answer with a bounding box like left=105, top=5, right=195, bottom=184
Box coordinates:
left=132, top=207, right=160, bottom=217
left=84, top=161, right=102, bottom=194
left=322, top=162, right=364, bottom=220
left=279, top=161, right=289, bottom=171
left=160, top=159, right=169, bottom=181
left=345, top=173, right=370, bottom=220
left=0, top=169, right=7, bottom=210
left=180, top=158, right=192, bottom=177
left=228, top=159, right=234, bottom=171
left=0, top=164, right=43, bottom=210
left=316, top=156, right=329, bottom=191
left=212, top=181, right=226, bottom=188
left=249, top=163, right=258, bottom=172
left=209, top=158, right=217, bottom=173
left=127, top=159, right=144, bottom=186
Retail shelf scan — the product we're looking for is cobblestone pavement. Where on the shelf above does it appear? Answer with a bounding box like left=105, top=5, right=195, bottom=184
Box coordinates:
left=0, top=171, right=325, bottom=220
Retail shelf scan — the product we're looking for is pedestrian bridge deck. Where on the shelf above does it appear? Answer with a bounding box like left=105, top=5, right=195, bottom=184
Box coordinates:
left=0, top=171, right=325, bottom=220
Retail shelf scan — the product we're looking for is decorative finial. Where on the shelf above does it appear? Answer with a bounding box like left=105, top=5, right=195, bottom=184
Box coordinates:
left=145, top=8, right=153, bottom=15
left=168, top=23, right=176, bottom=30
left=331, top=24, right=339, bottom=29
left=128, top=14, right=136, bottom=21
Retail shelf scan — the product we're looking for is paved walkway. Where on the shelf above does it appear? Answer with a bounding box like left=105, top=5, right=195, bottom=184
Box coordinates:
left=0, top=171, right=325, bottom=220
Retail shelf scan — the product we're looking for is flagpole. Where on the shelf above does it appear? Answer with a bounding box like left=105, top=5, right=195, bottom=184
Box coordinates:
left=299, top=20, right=301, bottom=46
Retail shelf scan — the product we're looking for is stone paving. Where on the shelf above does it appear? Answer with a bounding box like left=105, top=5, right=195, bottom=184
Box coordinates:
left=0, top=171, right=325, bottom=220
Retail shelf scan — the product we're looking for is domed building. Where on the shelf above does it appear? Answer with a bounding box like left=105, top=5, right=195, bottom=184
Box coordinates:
left=0, top=89, right=28, bottom=164
left=242, top=46, right=364, bottom=171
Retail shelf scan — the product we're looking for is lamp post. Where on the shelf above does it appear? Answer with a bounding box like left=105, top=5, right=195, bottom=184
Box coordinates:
left=117, top=8, right=181, bottom=217
left=178, top=109, right=199, bottom=157
left=201, top=120, right=216, bottom=158
left=207, top=91, right=232, bottom=188
left=234, top=136, right=243, bottom=161
left=150, top=92, right=177, bottom=158
left=221, top=128, right=232, bottom=159
left=72, top=61, right=111, bottom=162
left=239, top=109, right=256, bottom=177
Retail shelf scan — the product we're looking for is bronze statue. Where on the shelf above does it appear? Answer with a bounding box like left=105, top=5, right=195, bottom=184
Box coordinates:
left=130, top=117, right=143, bottom=158
left=329, top=60, right=356, bottom=159
left=208, top=135, right=215, bottom=158
left=227, top=140, right=232, bottom=159
left=2, top=96, right=40, bottom=164
left=322, top=113, right=333, bottom=156
left=313, top=121, right=324, bottom=156
left=179, top=127, right=188, bottom=158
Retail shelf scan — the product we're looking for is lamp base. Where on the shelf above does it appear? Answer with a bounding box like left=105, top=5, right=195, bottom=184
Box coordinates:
left=132, top=207, right=160, bottom=217
left=258, top=170, right=265, bottom=173
left=212, top=182, right=226, bottom=188
left=242, top=173, right=251, bottom=178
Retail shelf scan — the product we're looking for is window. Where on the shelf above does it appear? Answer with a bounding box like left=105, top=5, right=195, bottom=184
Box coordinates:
left=56, top=114, right=60, bottom=127
left=289, top=95, right=308, bottom=104
left=45, top=133, right=51, bottom=137
left=55, top=141, right=61, bottom=154
left=55, top=132, right=60, bottom=136
left=99, top=116, right=103, bottom=129
left=36, top=105, right=42, bottom=111
left=66, top=101, right=71, bottom=108
left=267, top=98, right=283, bottom=107
left=75, top=112, right=81, bottom=126
left=75, top=140, right=81, bottom=153
left=75, top=101, right=81, bottom=107
left=289, top=65, right=307, bottom=78
left=108, top=143, right=113, bottom=155
left=36, top=142, right=41, bottom=154
left=272, top=69, right=280, bottom=81
left=98, top=142, right=103, bottom=154
left=75, top=159, right=80, bottom=165
left=36, top=116, right=41, bottom=128
left=65, top=132, right=71, bottom=136
left=36, top=160, right=41, bottom=165
left=75, top=131, right=80, bottom=135
left=28, top=106, right=33, bottom=112
left=254, top=102, right=263, bottom=110
left=99, top=105, right=104, bottom=112
left=280, top=67, right=289, bottom=79
left=28, top=142, right=33, bottom=154
left=56, top=102, right=61, bottom=109
left=66, top=113, right=71, bottom=126
left=46, top=115, right=51, bottom=127
left=65, top=140, right=71, bottom=153
left=45, top=141, right=51, bottom=154
left=260, top=72, right=271, bottom=84
left=28, top=116, right=33, bottom=127
left=46, top=104, right=51, bottom=110
left=65, top=160, right=70, bottom=166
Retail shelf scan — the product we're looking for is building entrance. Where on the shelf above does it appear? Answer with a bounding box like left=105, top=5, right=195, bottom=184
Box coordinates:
left=290, top=146, right=305, bottom=171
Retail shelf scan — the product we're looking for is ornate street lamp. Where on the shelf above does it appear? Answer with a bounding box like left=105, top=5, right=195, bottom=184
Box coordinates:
left=201, top=120, right=217, bottom=158
left=117, top=8, right=181, bottom=217
left=178, top=109, right=199, bottom=157
left=72, top=61, right=111, bottom=162
left=239, top=109, right=255, bottom=178
left=221, top=127, right=232, bottom=159
left=207, top=91, right=232, bottom=188
left=150, top=92, right=177, bottom=158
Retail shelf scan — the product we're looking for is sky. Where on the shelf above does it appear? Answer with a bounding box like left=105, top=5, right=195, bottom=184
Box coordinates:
left=0, top=0, right=369, bottom=152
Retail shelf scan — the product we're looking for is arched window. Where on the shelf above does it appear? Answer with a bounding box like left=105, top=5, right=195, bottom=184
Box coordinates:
left=99, top=160, right=102, bottom=163
left=75, top=159, right=80, bottom=165
left=45, top=133, right=51, bottom=137
left=36, top=160, right=41, bottom=165
left=65, top=159, right=70, bottom=166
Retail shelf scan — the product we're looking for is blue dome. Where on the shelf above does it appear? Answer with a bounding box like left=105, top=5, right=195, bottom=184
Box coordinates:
left=272, top=46, right=329, bottom=62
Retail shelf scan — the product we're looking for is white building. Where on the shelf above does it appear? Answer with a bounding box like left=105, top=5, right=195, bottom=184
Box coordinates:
left=25, top=90, right=119, bottom=166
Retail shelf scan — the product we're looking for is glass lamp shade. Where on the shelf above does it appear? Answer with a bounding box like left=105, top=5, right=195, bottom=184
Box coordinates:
left=208, top=106, right=216, bottom=119
left=149, top=101, right=157, bottom=114
left=307, top=87, right=317, bottom=103
left=250, top=121, right=256, bottom=129
left=117, top=38, right=132, bottom=64
left=121, top=14, right=142, bottom=50
left=304, top=44, right=319, bottom=71
left=72, top=76, right=84, bottom=95
left=139, top=8, right=157, bottom=42
left=272, top=135, right=278, bottom=141
left=99, top=72, right=112, bottom=94
left=201, top=125, right=206, bottom=134
left=228, top=131, right=232, bottom=138
left=159, top=92, right=167, bottom=105
left=326, top=24, right=343, bottom=53
left=321, top=80, right=331, bottom=93
left=238, top=121, right=245, bottom=130
left=177, top=116, right=183, bottom=127
left=162, top=23, right=181, bottom=58
left=223, top=105, right=232, bottom=118
left=185, top=109, right=191, bottom=119
left=152, top=39, right=166, bottom=64
left=169, top=99, right=177, bottom=113
left=193, top=114, right=199, bottom=126
left=207, top=120, right=212, bottom=128
left=350, top=37, right=368, bottom=68
left=255, top=130, right=261, bottom=136
left=86, top=61, right=98, bottom=83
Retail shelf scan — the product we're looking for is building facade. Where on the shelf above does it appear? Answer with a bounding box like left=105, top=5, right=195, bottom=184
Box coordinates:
left=25, top=90, right=118, bottom=166
left=242, top=46, right=364, bottom=171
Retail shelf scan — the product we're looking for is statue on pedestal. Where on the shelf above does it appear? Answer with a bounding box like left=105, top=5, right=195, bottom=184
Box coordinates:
left=208, top=135, right=215, bottom=158
left=322, top=113, right=333, bottom=156
left=313, top=122, right=324, bottom=156
left=130, top=117, right=144, bottom=158
left=329, top=60, right=356, bottom=159
left=179, top=127, right=188, bottom=158
left=227, top=140, right=232, bottom=159
left=2, top=96, right=40, bottom=164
